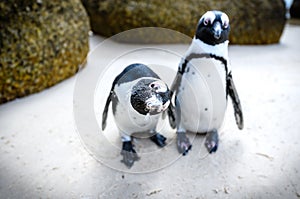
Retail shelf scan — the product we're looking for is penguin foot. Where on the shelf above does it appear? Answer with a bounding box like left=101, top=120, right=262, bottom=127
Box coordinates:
left=205, top=130, right=219, bottom=153
left=120, top=141, right=140, bottom=168
left=150, top=133, right=167, bottom=147
left=177, top=132, right=192, bottom=155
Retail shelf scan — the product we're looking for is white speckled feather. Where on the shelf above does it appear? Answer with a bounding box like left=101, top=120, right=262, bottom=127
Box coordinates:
left=177, top=39, right=229, bottom=133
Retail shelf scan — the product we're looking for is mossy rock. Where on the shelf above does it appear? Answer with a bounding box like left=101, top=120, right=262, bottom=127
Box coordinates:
left=81, top=0, right=286, bottom=44
left=0, top=0, right=90, bottom=104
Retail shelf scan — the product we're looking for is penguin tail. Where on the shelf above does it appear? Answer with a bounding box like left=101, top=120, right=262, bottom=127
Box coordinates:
left=102, top=91, right=113, bottom=131
left=102, top=112, right=107, bottom=131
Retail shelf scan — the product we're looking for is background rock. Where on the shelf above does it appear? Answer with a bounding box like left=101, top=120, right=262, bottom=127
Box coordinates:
left=290, top=0, right=300, bottom=18
left=0, top=0, right=90, bottom=104
left=81, top=0, right=286, bottom=44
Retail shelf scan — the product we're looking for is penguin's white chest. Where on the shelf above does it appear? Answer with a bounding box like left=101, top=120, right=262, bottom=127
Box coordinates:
left=113, top=80, right=160, bottom=135
left=177, top=57, right=227, bottom=133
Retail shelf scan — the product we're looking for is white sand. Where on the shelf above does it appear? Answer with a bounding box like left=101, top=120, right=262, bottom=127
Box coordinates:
left=1, top=24, right=300, bottom=198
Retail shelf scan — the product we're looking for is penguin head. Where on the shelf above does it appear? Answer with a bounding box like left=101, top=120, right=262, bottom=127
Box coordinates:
left=130, top=79, right=170, bottom=115
left=195, top=10, right=230, bottom=45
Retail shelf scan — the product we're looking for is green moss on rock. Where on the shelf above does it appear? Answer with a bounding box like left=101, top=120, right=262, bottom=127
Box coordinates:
left=81, top=0, right=286, bottom=44
left=0, top=0, right=90, bottom=104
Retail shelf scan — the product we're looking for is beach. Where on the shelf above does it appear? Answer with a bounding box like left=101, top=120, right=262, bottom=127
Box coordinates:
left=0, top=23, right=300, bottom=198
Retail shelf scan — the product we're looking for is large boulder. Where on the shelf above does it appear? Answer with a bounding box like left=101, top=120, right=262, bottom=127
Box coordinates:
left=223, top=0, right=286, bottom=44
left=0, top=0, right=90, bottom=104
left=81, top=0, right=286, bottom=44
left=290, top=0, right=300, bottom=18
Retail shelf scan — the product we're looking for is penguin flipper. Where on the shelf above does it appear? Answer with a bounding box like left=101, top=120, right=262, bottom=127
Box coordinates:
left=161, top=103, right=176, bottom=129
left=167, top=103, right=177, bottom=129
left=102, top=91, right=113, bottom=131
left=167, top=72, right=182, bottom=129
left=227, top=72, right=244, bottom=130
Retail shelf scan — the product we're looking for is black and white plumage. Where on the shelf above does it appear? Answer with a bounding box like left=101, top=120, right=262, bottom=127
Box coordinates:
left=168, top=10, right=244, bottom=155
left=102, top=63, right=170, bottom=168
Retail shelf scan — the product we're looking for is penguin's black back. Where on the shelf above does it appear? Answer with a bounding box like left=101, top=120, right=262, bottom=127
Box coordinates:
left=102, top=63, right=160, bottom=130
left=113, top=63, right=160, bottom=88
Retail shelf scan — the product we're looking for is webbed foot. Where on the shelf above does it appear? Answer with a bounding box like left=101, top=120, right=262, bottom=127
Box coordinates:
left=177, top=132, right=192, bottom=155
left=120, top=141, right=140, bottom=168
left=205, top=130, right=219, bottom=153
left=150, top=133, right=167, bottom=147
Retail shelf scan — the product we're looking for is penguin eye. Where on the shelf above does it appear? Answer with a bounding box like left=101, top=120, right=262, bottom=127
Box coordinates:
left=150, top=83, right=155, bottom=88
left=149, top=83, right=159, bottom=91
left=221, top=13, right=229, bottom=29
left=203, top=18, right=211, bottom=26
left=222, top=20, right=229, bottom=29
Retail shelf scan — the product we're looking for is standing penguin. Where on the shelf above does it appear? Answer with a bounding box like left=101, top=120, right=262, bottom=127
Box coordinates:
left=102, top=63, right=170, bottom=168
left=168, top=10, right=244, bottom=155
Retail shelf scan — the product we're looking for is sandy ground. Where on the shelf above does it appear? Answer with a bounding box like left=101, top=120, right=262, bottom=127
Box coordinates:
left=1, top=23, right=300, bottom=198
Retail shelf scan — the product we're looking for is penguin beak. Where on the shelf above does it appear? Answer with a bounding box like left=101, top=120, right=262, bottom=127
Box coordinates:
left=147, top=97, right=170, bottom=114
left=212, top=21, right=222, bottom=39
left=146, top=81, right=170, bottom=114
left=146, top=94, right=169, bottom=115
left=146, top=95, right=165, bottom=114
